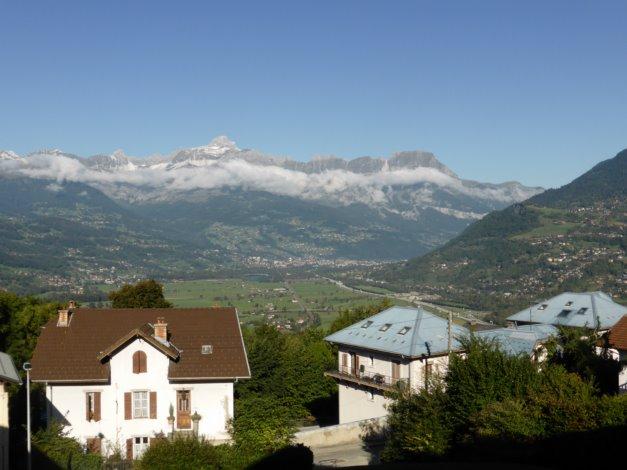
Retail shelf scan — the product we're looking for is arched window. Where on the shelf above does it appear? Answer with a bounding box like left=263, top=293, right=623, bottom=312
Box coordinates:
left=132, top=350, right=147, bottom=374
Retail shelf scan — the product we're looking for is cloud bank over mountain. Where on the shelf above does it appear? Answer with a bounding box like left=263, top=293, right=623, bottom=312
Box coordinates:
left=0, top=136, right=542, bottom=216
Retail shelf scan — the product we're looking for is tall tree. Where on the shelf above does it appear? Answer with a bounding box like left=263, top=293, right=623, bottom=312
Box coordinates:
left=108, top=279, right=172, bottom=308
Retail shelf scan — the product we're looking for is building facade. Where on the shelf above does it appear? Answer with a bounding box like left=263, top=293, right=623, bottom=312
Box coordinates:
left=30, top=305, right=250, bottom=459
left=325, top=306, right=468, bottom=423
left=0, top=351, right=21, bottom=470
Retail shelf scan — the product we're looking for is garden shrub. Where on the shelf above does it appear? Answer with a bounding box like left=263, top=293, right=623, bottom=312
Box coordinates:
left=381, top=385, right=451, bottom=462
left=138, top=435, right=224, bottom=470
left=32, top=421, right=102, bottom=470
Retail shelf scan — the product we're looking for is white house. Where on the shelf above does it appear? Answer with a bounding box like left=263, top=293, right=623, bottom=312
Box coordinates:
left=30, top=304, right=250, bottom=460
left=0, top=351, right=21, bottom=470
left=506, top=291, right=627, bottom=331
left=325, top=306, right=468, bottom=424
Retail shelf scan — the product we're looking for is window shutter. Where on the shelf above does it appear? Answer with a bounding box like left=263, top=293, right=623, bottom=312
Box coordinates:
left=87, top=437, right=102, bottom=454
left=94, top=392, right=101, bottom=422
left=150, top=391, right=157, bottom=419
left=124, top=392, right=132, bottom=420
left=133, top=351, right=147, bottom=373
left=126, top=438, right=133, bottom=460
left=85, top=393, right=90, bottom=421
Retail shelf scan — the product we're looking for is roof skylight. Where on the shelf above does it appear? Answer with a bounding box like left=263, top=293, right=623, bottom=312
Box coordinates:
left=361, top=321, right=373, bottom=328
left=379, top=323, right=392, bottom=332
left=577, top=307, right=588, bottom=315
left=538, top=304, right=548, bottom=310
left=398, top=326, right=411, bottom=335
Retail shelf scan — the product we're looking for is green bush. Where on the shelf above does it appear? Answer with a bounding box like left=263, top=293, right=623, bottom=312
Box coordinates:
left=445, top=336, right=541, bottom=435
left=231, top=395, right=296, bottom=455
left=32, top=421, right=102, bottom=470
left=381, top=385, right=451, bottom=461
left=382, top=336, right=627, bottom=466
left=469, top=398, right=545, bottom=442
left=138, top=436, right=224, bottom=470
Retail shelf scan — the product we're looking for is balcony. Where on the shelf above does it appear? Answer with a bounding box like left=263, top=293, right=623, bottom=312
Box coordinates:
left=325, top=366, right=408, bottom=392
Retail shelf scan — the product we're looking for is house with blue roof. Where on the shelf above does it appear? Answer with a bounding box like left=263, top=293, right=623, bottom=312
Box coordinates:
left=325, top=306, right=468, bottom=423
left=506, top=292, right=627, bottom=331
left=475, top=324, right=558, bottom=360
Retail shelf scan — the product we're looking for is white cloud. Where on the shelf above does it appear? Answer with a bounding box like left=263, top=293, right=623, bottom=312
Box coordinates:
left=0, top=153, right=538, bottom=207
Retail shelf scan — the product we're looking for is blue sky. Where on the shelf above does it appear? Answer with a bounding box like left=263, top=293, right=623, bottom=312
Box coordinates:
left=0, top=0, right=625, bottom=188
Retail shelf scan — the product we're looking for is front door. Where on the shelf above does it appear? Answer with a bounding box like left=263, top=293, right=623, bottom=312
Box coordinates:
left=177, top=390, right=191, bottom=429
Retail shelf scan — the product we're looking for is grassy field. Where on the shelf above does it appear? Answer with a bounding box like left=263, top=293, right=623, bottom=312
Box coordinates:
left=163, top=278, right=394, bottom=329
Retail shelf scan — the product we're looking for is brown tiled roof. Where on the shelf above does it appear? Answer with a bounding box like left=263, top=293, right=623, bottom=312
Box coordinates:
left=96, top=323, right=180, bottom=361
left=30, top=308, right=250, bottom=383
left=608, top=314, right=627, bottom=350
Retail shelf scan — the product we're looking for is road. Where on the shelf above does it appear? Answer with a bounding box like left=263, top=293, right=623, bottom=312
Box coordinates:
left=321, top=277, right=492, bottom=326
left=313, top=442, right=382, bottom=467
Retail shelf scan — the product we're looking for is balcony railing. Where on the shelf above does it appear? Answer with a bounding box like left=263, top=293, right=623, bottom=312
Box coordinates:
left=325, top=366, right=408, bottom=392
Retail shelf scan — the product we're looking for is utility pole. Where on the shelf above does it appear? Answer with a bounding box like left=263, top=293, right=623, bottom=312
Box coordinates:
left=448, top=312, right=452, bottom=353
left=23, top=362, right=32, bottom=470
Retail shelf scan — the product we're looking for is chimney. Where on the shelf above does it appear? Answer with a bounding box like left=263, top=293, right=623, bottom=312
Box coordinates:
left=154, top=317, right=168, bottom=343
left=57, top=300, right=76, bottom=327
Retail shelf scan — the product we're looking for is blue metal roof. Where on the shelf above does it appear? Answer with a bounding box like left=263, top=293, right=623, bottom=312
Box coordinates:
left=506, top=292, right=627, bottom=330
left=324, top=306, right=468, bottom=357
left=0, top=351, right=21, bottom=384
left=476, top=324, right=558, bottom=357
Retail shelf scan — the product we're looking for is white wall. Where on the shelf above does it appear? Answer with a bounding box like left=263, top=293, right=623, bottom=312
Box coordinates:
left=338, top=384, right=389, bottom=424
left=619, top=350, right=627, bottom=392
left=46, top=338, right=233, bottom=456
left=336, top=346, right=452, bottom=423
left=408, top=355, right=450, bottom=391
left=1, top=383, right=9, bottom=470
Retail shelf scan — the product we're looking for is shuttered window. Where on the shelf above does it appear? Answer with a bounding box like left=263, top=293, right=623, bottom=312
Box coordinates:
left=132, top=351, right=147, bottom=374
left=125, top=391, right=157, bottom=419
left=85, top=392, right=101, bottom=422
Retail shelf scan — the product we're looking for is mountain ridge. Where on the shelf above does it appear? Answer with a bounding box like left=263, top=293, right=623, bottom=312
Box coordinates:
left=370, top=149, right=626, bottom=319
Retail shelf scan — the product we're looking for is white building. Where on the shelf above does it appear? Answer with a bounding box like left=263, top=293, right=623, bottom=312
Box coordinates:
left=506, top=291, right=627, bottom=331
left=325, top=306, right=468, bottom=424
left=0, top=351, right=21, bottom=470
left=30, top=304, right=250, bottom=459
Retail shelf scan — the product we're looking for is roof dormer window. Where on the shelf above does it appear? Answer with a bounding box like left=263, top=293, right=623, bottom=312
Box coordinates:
left=398, top=326, right=411, bottom=335
left=537, top=304, right=548, bottom=310
left=379, top=323, right=392, bottom=332
left=565, top=301, right=573, bottom=307
left=361, top=321, right=373, bottom=329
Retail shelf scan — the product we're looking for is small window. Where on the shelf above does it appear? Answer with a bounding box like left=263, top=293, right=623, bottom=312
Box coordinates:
left=132, top=351, right=147, bottom=374
left=133, top=391, right=149, bottom=419
left=361, top=321, right=373, bottom=328
left=133, top=437, right=149, bottom=459
left=537, top=304, right=548, bottom=310
left=398, top=326, right=411, bottom=335
left=201, top=344, right=213, bottom=355
left=577, top=307, right=588, bottom=315
left=565, top=301, right=573, bottom=307
left=557, top=309, right=572, bottom=317
left=379, top=323, right=392, bottom=332
left=86, top=392, right=100, bottom=421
